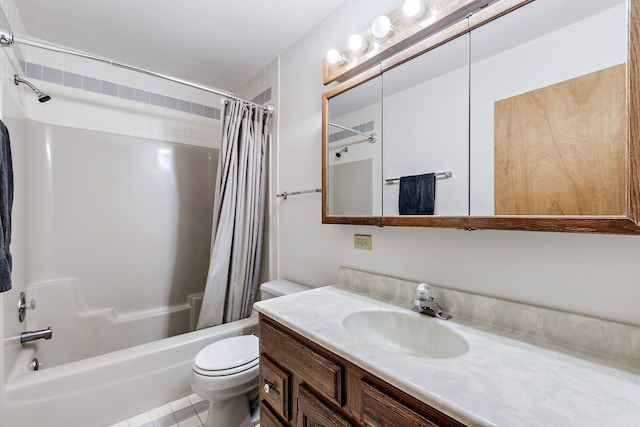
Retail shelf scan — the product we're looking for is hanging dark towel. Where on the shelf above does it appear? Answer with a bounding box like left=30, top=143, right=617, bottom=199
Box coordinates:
left=0, top=120, right=13, bottom=293
left=399, top=173, right=435, bottom=215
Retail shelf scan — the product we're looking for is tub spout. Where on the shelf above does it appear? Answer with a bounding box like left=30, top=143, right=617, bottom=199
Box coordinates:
left=20, top=327, right=52, bottom=343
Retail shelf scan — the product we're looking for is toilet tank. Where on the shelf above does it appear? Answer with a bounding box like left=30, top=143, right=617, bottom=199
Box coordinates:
left=259, top=279, right=310, bottom=301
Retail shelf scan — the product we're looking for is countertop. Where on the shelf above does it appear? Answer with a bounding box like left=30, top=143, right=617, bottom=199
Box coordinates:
left=253, top=284, right=640, bottom=427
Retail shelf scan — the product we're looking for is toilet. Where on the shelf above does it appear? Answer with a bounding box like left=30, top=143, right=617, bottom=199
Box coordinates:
left=190, top=279, right=309, bottom=427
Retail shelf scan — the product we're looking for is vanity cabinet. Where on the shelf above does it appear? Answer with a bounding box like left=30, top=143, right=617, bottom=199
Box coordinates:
left=258, top=314, right=466, bottom=427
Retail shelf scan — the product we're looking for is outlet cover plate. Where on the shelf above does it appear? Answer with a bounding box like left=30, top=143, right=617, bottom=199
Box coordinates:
left=354, top=234, right=372, bottom=250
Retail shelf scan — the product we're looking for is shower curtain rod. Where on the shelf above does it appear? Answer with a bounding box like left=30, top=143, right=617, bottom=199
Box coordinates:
left=0, top=31, right=273, bottom=113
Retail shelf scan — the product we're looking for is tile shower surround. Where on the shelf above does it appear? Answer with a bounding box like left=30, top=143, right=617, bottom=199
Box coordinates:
left=20, top=61, right=273, bottom=119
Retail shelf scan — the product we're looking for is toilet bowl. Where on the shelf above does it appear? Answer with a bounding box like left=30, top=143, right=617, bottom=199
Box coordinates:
left=190, top=279, right=310, bottom=427
left=190, top=335, right=260, bottom=427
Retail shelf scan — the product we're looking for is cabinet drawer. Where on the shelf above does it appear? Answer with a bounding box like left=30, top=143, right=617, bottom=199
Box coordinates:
left=260, top=402, right=288, bottom=427
left=360, top=380, right=464, bottom=427
left=299, top=384, right=354, bottom=427
left=260, top=354, right=291, bottom=421
left=260, top=319, right=344, bottom=406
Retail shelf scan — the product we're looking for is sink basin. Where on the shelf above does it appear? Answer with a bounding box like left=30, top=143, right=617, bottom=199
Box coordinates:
left=342, top=310, right=469, bottom=359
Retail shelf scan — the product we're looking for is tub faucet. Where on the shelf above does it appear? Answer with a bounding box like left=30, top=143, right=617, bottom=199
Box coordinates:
left=411, top=283, right=451, bottom=320
left=20, top=327, right=52, bottom=343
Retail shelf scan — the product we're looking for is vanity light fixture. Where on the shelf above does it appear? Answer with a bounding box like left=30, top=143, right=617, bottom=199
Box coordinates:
left=326, top=48, right=347, bottom=65
left=371, top=15, right=394, bottom=38
left=324, top=0, right=480, bottom=84
left=403, top=0, right=427, bottom=19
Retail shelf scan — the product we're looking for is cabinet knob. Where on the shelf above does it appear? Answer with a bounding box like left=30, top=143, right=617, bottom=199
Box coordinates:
left=263, top=380, right=280, bottom=395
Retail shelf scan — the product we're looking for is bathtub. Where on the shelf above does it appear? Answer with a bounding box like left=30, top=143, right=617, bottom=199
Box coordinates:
left=1, top=315, right=258, bottom=427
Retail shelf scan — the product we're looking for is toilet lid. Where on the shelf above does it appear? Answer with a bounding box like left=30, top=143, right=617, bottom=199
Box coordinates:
left=194, top=335, right=259, bottom=374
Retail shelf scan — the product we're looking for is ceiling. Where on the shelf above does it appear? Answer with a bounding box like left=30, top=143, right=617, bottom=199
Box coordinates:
left=13, top=0, right=346, bottom=92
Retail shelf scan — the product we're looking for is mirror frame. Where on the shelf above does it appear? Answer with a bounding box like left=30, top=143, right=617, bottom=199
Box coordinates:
left=322, top=0, right=640, bottom=234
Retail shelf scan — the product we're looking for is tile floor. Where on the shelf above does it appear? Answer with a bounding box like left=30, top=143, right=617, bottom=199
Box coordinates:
left=109, top=393, right=210, bottom=427
left=109, top=394, right=261, bottom=427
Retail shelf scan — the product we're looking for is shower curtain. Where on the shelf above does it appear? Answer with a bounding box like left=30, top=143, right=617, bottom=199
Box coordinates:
left=197, top=100, right=269, bottom=329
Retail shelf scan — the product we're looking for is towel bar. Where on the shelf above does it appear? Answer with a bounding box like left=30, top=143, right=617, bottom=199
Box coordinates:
left=276, top=189, right=322, bottom=200
left=385, top=171, right=452, bottom=184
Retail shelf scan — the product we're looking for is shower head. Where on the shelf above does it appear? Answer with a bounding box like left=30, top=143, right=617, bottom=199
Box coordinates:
left=14, top=74, right=51, bottom=103
left=335, top=147, right=349, bottom=158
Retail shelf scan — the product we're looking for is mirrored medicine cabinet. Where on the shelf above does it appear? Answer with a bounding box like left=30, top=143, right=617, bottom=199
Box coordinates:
left=322, top=0, right=640, bottom=234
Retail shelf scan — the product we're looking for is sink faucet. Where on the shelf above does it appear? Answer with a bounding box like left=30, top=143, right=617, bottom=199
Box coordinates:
left=411, top=283, right=451, bottom=320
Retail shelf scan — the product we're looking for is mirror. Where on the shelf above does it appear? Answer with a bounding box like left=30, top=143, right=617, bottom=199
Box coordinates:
left=323, top=0, right=640, bottom=233
left=326, top=75, right=382, bottom=216
left=469, top=0, right=628, bottom=216
left=382, top=34, right=469, bottom=216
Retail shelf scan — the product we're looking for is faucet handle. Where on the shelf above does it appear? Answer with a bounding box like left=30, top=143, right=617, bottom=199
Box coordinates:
left=415, top=283, right=431, bottom=299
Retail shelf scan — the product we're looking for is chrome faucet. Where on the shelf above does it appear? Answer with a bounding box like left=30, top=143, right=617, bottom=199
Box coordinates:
left=20, top=327, right=52, bottom=343
left=411, top=283, right=451, bottom=320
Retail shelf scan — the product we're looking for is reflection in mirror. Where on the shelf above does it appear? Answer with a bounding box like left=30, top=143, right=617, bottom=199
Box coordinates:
left=327, top=75, right=382, bottom=216
left=470, top=0, right=628, bottom=216
left=382, top=35, right=470, bottom=216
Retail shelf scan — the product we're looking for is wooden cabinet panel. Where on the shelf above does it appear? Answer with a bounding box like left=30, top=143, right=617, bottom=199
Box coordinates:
left=261, top=402, right=289, bottom=427
left=260, top=354, right=291, bottom=421
left=298, top=384, right=354, bottom=427
left=494, top=64, right=626, bottom=216
left=260, top=319, right=344, bottom=406
left=360, top=380, right=464, bottom=427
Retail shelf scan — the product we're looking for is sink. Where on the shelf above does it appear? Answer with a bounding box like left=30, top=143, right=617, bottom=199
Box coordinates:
left=342, top=310, right=469, bottom=359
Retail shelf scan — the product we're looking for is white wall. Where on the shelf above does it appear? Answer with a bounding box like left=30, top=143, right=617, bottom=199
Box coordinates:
left=278, top=0, right=640, bottom=326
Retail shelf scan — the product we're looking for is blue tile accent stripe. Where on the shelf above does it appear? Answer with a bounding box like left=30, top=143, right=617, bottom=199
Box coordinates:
left=22, top=61, right=224, bottom=120
left=329, top=120, right=375, bottom=143
left=251, top=87, right=272, bottom=105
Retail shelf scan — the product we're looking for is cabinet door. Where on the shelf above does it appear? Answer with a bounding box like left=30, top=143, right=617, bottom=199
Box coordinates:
left=298, top=385, right=354, bottom=427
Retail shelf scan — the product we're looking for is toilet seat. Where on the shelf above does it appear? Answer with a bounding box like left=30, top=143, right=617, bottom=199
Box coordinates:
left=193, top=335, right=259, bottom=377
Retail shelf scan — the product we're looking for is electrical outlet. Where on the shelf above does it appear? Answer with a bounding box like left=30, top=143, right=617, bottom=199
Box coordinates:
left=354, top=234, right=372, bottom=250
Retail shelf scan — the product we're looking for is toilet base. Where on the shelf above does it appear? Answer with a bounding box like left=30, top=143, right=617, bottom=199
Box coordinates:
left=204, top=395, right=253, bottom=427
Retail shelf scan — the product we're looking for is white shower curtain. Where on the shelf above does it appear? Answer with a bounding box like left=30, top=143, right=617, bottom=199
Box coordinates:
left=197, top=100, right=269, bottom=329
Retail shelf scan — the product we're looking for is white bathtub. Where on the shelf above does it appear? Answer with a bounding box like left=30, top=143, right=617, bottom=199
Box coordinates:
left=1, top=315, right=258, bottom=427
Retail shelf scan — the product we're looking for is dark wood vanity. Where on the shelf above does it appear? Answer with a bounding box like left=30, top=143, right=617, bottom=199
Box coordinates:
left=258, top=314, right=466, bottom=427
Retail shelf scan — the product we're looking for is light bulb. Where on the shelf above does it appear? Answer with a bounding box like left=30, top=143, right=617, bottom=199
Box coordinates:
left=403, top=0, right=425, bottom=18
left=371, top=15, right=393, bottom=38
left=348, top=34, right=364, bottom=52
left=326, top=49, right=345, bottom=65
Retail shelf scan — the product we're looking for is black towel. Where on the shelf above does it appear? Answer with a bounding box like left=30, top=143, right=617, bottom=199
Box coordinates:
left=0, top=120, right=13, bottom=293
left=399, top=173, right=435, bottom=215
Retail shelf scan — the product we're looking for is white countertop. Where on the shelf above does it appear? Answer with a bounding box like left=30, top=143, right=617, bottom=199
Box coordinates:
left=254, top=285, right=640, bottom=427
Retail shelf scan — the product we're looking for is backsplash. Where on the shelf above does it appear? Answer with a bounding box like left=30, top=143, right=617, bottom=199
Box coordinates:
left=337, top=267, right=640, bottom=367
